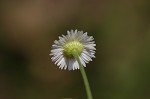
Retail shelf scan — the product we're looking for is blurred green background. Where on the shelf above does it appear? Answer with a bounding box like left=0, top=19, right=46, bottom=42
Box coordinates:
left=0, top=0, right=150, bottom=99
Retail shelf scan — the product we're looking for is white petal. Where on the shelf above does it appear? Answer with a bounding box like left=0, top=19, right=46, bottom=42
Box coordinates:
left=58, top=58, right=65, bottom=69
left=51, top=48, right=62, bottom=53
left=55, top=55, right=63, bottom=64
left=84, top=45, right=96, bottom=50
left=67, top=31, right=71, bottom=37
left=73, top=61, right=79, bottom=70
left=68, top=59, right=75, bottom=70
left=81, top=53, right=89, bottom=63
left=79, top=56, right=86, bottom=67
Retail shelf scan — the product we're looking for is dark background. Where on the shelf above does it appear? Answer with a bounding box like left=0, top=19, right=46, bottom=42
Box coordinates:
left=0, top=0, right=150, bottom=99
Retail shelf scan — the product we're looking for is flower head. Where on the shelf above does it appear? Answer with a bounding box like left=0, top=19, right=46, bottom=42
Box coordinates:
left=50, top=30, right=96, bottom=70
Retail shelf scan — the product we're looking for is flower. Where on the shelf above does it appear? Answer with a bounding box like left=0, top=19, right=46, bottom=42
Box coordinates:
left=50, top=30, right=96, bottom=70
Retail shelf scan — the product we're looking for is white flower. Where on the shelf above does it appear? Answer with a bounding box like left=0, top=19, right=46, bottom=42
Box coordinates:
left=50, top=30, right=96, bottom=70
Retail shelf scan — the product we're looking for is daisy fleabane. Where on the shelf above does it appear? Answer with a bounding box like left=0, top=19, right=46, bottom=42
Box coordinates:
left=50, top=29, right=96, bottom=70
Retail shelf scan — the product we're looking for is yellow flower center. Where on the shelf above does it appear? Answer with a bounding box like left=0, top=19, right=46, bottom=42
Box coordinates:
left=63, top=40, right=83, bottom=57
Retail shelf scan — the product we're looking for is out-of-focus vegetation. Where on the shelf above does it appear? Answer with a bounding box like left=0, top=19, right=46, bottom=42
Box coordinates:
left=0, top=0, right=150, bottom=99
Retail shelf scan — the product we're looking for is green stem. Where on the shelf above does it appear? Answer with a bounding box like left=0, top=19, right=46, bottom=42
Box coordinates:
left=73, top=50, right=93, bottom=99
